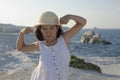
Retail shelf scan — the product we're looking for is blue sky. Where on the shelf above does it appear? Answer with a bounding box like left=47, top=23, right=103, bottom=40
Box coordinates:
left=0, top=0, right=120, bottom=29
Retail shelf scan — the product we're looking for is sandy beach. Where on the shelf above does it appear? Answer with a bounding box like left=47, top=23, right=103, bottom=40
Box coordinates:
left=99, top=64, right=120, bottom=75
left=69, top=67, right=120, bottom=80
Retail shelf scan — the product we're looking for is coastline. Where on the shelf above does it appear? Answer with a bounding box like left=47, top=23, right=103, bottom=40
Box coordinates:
left=0, top=50, right=120, bottom=80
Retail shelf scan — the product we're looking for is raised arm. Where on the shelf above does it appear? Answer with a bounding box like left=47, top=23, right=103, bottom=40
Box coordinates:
left=60, top=14, right=86, bottom=42
left=16, top=27, right=39, bottom=52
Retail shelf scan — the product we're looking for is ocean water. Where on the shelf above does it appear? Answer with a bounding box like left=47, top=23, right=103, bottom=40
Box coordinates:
left=69, top=29, right=120, bottom=65
left=0, top=29, right=120, bottom=79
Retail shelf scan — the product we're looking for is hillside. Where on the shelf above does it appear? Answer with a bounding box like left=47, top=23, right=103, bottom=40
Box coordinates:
left=0, top=23, right=69, bottom=33
left=0, top=23, right=25, bottom=33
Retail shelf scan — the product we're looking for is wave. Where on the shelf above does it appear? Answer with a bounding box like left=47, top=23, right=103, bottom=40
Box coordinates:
left=0, top=50, right=37, bottom=75
left=81, top=56, right=120, bottom=65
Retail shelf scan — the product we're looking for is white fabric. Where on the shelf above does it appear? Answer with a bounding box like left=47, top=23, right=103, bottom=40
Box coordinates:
left=31, top=36, right=70, bottom=80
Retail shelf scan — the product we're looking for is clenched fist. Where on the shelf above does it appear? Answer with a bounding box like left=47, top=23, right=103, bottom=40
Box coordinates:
left=20, top=27, right=33, bottom=35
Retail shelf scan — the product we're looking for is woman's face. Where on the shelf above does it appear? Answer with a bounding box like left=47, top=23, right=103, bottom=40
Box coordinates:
left=40, top=25, right=59, bottom=41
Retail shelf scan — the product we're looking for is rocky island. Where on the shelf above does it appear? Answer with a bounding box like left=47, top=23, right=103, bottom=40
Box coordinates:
left=80, top=31, right=111, bottom=45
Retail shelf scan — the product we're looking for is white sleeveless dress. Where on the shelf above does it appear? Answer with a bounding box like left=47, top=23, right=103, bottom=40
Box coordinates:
left=31, top=36, right=70, bottom=80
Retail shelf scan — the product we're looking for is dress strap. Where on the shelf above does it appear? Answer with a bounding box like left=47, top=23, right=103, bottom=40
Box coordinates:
left=38, top=41, right=44, bottom=55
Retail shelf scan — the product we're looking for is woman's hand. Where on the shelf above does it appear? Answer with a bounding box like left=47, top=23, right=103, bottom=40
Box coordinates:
left=20, top=27, right=33, bottom=35
left=60, top=14, right=71, bottom=25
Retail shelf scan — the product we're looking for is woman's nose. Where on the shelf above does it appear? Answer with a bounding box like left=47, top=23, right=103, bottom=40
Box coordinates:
left=46, top=29, right=51, bottom=33
left=46, top=30, right=51, bottom=35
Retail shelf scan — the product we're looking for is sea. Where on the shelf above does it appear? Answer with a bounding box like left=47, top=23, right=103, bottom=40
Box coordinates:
left=70, top=29, right=120, bottom=63
left=0, top=28, right=120, bottom=79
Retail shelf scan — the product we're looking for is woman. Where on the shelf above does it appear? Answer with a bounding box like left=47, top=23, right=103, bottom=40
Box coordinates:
left=16, top=11, right=86, bottom=80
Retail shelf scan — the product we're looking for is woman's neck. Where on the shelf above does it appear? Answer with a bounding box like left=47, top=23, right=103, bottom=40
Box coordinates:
left=45, top=39, right=57, bottom=46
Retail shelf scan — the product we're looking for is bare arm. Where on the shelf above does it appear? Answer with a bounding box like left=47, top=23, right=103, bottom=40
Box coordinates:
left=60, top=14, right=86, bottom=43
left=16, top=27, right=39, bottom=52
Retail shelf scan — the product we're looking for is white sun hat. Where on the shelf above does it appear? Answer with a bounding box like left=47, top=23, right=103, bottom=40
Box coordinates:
left=39, top=11, right=59, bottom=25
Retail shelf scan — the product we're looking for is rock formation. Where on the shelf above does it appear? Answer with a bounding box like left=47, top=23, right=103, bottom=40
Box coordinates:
left=80, top=31, right=111, bottom=45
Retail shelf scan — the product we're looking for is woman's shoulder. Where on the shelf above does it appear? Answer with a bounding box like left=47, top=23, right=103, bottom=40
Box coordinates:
left=60, top=34, right=69, bottom=47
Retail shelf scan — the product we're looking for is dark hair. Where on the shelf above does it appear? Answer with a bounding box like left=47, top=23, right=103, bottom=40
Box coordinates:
left=34, top=25, right=63, bottom=41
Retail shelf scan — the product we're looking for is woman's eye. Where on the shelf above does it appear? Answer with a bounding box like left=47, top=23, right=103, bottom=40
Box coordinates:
left=50, top=27, right=54, bottom=30
left=42, top=28, right=47, bottom=30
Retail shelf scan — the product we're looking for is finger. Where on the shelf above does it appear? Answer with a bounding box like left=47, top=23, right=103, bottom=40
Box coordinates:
left=60, top=21, right=66, bottom=24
